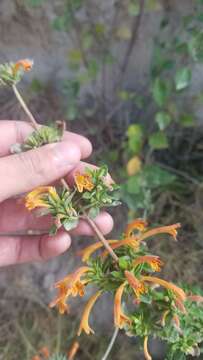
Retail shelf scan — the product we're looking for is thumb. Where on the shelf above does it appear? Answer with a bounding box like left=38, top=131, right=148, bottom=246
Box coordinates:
left=0, top=141, right=81, bottom=202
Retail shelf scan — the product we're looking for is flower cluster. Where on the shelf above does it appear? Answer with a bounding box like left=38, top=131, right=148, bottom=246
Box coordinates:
left=25, top=165, right=120, bottom=233
left=0, top=59, right=33, bottom=86
left=50, top=219, right=203, bottom=359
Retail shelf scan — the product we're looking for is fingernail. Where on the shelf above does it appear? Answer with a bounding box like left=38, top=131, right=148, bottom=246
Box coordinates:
left=52, top=142, right=81, bottom=169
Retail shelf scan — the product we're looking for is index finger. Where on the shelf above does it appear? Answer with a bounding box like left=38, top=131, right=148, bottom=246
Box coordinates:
left=0, top=120, right=92, bottom=159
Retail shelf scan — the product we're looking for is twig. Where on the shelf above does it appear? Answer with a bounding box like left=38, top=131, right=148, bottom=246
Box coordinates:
left=82, top=213, right=119, bottom=262
left=101, top=327, right=119, bottom=360
left=157, top=161, right=200, bottom=186
left=116, top=0, right=145, bottom=88
left=12, top=84, right=38, bottom=130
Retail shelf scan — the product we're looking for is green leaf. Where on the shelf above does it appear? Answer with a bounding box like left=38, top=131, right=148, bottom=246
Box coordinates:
left=189, top=32, right=203, bottom=62
left=118, top=256, right=130, bottom=270
left=116, top=26, right=132, bottom=40
left=68, top=49, right=82, bottom=65
left=127, top=124, right=144, bottom=154
left=63, top=218, right=78, bottom=231
left=179, top=114, right=195, bottom=127
left=152, top=78, right=171, bottom=107
left=88, top=207, right=100, bottom=219
left=155, top=111, right=172, bottom=130
left=49, top=224, right=58, bottom=236
left=149, top=132, right=169, bottom=149
left=175, top=67, right=192, bottom=91
left=128, top=1, right=140, bottom=16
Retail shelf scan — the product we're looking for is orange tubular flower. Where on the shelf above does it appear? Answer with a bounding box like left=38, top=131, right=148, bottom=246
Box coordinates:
left=125, top=271, right=147, bottom=298
left=101, top=237, right=139, bottom=258
left=13, top=59, right=33, bottom=75
left=79, top=240, right=118, bottom=262
left=32, top=357, right=41, bottom=360
left=67, top=341, right=80, bottom=360
left=142, top=276, right=186, bottom=302
left=78, top=290, right=102, bottom=336
left=144, top=336, right=152, bottom=360
left=187, top=295, right=203, bottom=303
left=114, top=282, right=131, bottom=329
left=39, top=347, right=50, bottom=358
left=25, top=186, right=59, bottom=210
left=74, top=172, right=94, bottom=193
left=124, top=218, right=148, bottom=238
left=137, top=223, right=181, bottom=243
left=49, top=267, right=90, bottom=314
left=173, top=297, right=187, bottom=314
left=133, top=255, right=164, bottom=272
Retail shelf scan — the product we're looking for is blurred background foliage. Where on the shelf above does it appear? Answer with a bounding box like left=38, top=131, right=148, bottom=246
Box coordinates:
left=0, top=0, right=203, bottom=359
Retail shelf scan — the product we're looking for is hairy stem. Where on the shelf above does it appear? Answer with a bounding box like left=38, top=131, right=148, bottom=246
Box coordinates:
left=101, top=327, right=119, bottom=360
left=83, top=213, right=119, bottom=262
left=12, top=84, right=38, bottom=129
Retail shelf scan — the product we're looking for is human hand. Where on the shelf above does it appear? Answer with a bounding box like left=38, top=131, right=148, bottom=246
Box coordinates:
left=0, top=121, right=113, bottom=266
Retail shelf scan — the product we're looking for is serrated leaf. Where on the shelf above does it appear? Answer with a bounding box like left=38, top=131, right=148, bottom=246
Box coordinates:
left=155, top=111, right=172, bottom=130
left=149, top=132, right=169, bottom=149
left=175, top=67, right=192, bottom=91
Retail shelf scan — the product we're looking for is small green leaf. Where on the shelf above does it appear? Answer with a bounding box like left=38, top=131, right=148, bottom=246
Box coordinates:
left=175, top=67, right=192, bottom=91
left=127, top=124, right=144, bottom=154
left=63, top=218, right=78, bottom=231
left=88, top=207, right=100, bottom=219
left=179, top=114, right=195, bottom=127
left=149, top=132, right=169, bottom=149
left=128, top=2, right=140, bottom=16
left=118, top=256, right=130, bottom=270
left=152, top=78, right=171, bottom=107
left=49, top=224, right=58, bottom=236
left=155, top=111, right=172, bottom=130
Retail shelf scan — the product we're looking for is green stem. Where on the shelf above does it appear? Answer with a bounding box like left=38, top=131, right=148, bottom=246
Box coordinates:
left=101, top=327, right=119, bottom=360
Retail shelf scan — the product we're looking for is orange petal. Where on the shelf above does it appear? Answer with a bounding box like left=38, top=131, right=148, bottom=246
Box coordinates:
left=137, top=223, right=181, bottom=243
left=67, top=341, right=80, bottom=360
left=142, top=276, right=186, bottom=302
left=101, top=237, right=139, bottom=258
left=79, top=240, right=118, bottom=262
left=125, top=271, right=147, bottom=298
left=114, top=282, right=128, bottom=328
left=133, top=255, right=164, bottom=272
left=124, top=219, right=148, bottom=238
left=39, top=347, right=50, bottom=358
left=187, top=295, right=203, bottom=303
left=77, top=291, right=102, bottom=336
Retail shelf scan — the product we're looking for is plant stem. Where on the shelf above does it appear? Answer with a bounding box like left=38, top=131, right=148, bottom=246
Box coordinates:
left=12, top=84, right=38, bottom=129
left=12, top=81, right=118, bottom=264
left=83, top=213, right=119, bottom=262
left=101, top=327, right=119, bottom=360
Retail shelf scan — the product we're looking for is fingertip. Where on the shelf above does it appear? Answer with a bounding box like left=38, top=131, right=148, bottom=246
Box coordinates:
left=94, top=212, right=114, bottom=235
left=41, top=231, right=71, bottom=260
left=71, top=212, right=114, bottom=237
